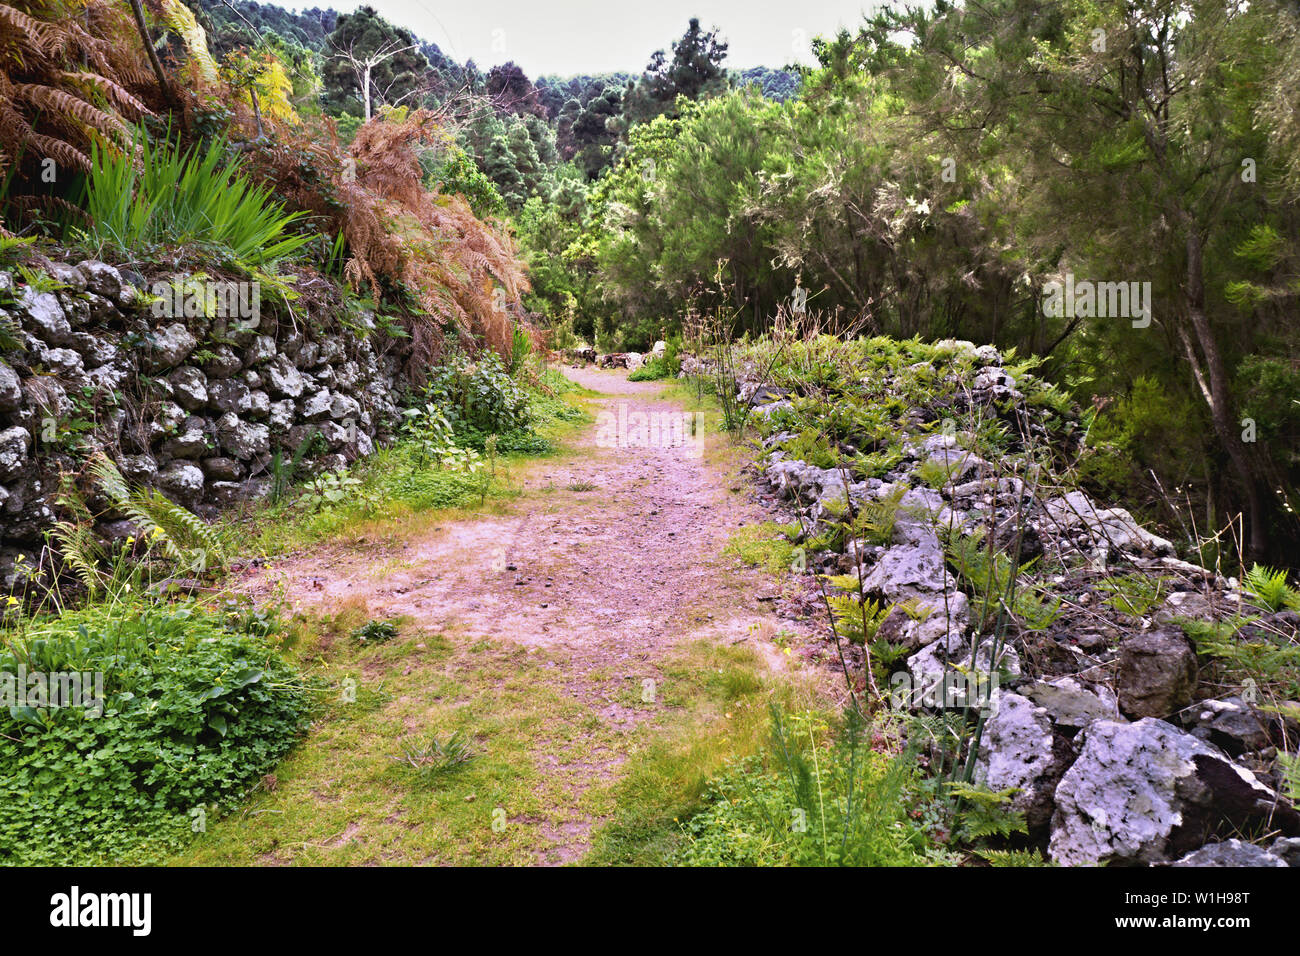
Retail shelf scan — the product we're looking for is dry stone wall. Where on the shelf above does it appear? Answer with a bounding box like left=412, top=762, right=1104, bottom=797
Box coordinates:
left=738, top=341, right=1300, bottom=866
left=0, top=259, right=409, bottom=590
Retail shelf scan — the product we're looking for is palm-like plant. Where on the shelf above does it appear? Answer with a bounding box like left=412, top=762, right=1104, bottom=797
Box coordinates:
left=79, top=127, right=315, bottom=265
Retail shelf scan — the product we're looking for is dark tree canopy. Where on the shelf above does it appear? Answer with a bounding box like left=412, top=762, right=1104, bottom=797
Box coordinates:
left=624, top=17, right=729, bottom=123
left=322, top=5, right=429, bottom=116
left=486, top=62, right=546, bottom=117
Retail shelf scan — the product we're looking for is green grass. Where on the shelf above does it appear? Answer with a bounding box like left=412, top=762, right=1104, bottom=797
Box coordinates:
left=577, top=642, right=812, bottom=865
left=724, top=522, right=800, bottom=578
left=170, top=631, right=794, bottom=866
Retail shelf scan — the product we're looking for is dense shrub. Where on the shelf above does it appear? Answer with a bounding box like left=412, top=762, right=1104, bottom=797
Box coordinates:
left=1075, top=376, right=1207, bottom=503
left=628, top=342, right=681, bottom=381
left=424, top=349, right=533, bottom=441
left=0, top=600, right=310, bottom=864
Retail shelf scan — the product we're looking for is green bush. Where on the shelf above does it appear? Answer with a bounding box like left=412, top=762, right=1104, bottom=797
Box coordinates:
left=628, top=343, right=681, bottom=381
left=675, top=708, right=934, bottom=866
left=0, top=599, right=310, bottom=864
left=424, top=350, right=532, bottom=442
left=1075, top=376, right=1205, bottom=498
left=78, top=129, right=314, bottom=266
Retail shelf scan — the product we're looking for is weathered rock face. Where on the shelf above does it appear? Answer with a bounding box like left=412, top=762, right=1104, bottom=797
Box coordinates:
left=1116, top=627, right=1198, bottom=719
left=1171, top=839, right=1288, bottom=867
left=975, top=691, right=1065, bottom=828
left=1022, top=677, right=1119, bottom=730
left=1048, top=718, right=1297, bottom=866
left=0, top=260, right=408, bottom=581
left=1188, top=697, right=1272, bottom=755
left=860, top=539, right=952, bottom=600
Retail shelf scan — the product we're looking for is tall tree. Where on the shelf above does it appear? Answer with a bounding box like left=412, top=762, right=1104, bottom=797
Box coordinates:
left=323, top=5, right=428, bottom=118
left=624, top=18, right=729, bottom=124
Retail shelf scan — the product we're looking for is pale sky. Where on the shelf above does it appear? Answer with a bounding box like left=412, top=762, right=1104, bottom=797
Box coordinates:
left=319, top=1, right=883, bottom=76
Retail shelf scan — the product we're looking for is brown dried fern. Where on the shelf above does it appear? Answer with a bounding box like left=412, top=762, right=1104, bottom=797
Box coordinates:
left=0, top=0, right=159, bottom=222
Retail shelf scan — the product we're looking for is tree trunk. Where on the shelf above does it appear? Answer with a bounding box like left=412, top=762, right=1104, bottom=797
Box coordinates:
left=127, top=0, right=174, bottom=107
left=1182, top=227, right=1268, bottom=559
left=249, top=86, right=264, bottom=138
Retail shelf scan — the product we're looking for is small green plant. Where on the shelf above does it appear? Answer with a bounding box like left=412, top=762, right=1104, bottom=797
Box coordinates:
left=944, top=527, right=1058, bottom=632
left=858, top=486, right=906, bottom=546
left=945, top=780, right=1027, bottom=843
left=49, top=453, right=225, bottom=592
left=0, top=311, right=21, bottom=352
left=0, top=233, right=35, bottom=267
left=400, top=402, right=483, bottom=471
left=918, top=457, right=963, bottom=490
left=300, top=469, right=363, bottom=512
left=77, top=128, right=314, bottom=267
left=479, top=434, right=498, bottom=504
left=1179, top=614, right=1300, bottom=698
left=1243, top=564, right=1300, bottom=612
left=723, top=523, right=799, bottom=577
left=269, top=432, right=322, bottom=504
left=14, top=264, right=66, bottom=293
left=977, top=848, right=1051, bottom=866
left=1096, top=573, right=1167, bottom=616
left=824, top=575, right=891, bottom=647
left=507, top=323, right=534, bottom=374
left=352, top=619, right=399, bottom=645
left=394, top=731, right=475, bottom=783
left=675, top=706, right=936, bottom=866
left=851, top=445, right=905, bottom=479
left=1279, top=751, right=1300, bottom=805
left=779, top=427, right=839, bottom=469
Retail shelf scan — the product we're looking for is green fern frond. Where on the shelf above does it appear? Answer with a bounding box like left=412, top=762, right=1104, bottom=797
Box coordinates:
left=977, top=848, right=1051, bottom=867
left=1278, top=751, right=1300, bottom=805
left=88, top=452, right=224, bottom=573
left=49, top=520, right=104, bottom=595
left=88, top=451, right=130, bottom=504
left=1244, top=564, right=1300, bottom=612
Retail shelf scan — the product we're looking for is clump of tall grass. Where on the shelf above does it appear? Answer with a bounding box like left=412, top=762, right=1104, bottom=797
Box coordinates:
left=676, top=707, right=935, bottom=866
left=77, top=129, right=314, bottom=266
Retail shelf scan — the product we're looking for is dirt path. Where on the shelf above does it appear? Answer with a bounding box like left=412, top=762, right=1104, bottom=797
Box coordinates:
left=225, top=367, right=824, bottom=864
